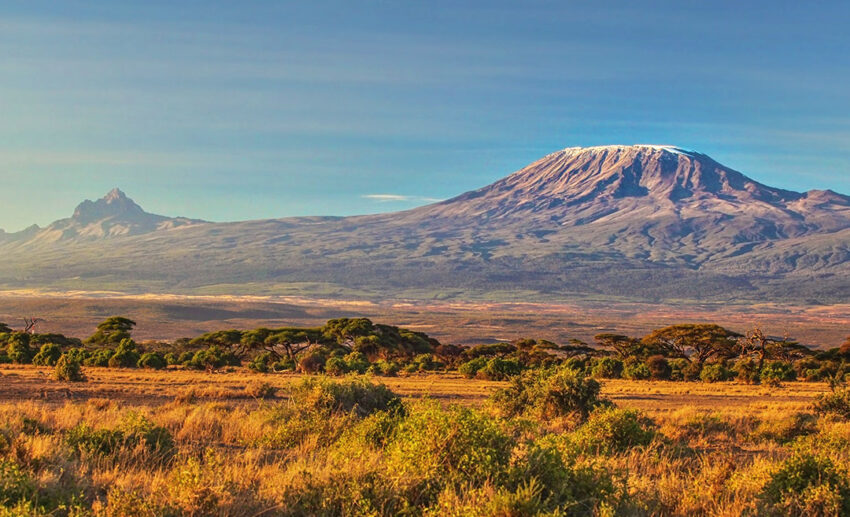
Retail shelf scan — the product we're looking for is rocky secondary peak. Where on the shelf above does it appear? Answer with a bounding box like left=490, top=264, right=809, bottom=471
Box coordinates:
left=72, top=188, right=146, bottom=223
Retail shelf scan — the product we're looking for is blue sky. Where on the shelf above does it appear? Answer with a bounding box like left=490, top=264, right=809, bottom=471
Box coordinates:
left=1, top=1, right=849, bottom=231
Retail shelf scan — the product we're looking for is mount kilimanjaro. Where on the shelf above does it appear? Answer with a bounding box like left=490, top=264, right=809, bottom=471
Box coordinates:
left=2, top=145, right=849, bottom=303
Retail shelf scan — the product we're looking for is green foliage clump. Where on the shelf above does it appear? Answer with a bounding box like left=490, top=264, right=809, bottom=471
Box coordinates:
left=53, top=353, right=86, bottom=382
left=367, top=359, right=401, bottom=377
left=458, top=357, right=488, bottom=378
left=108, top=338, right=141, bottom=368
left=814, top=389, right=850, bottom=420
left=749, top=413, right=816, bottom=444
left=491, top=365, right=609, bottom=422
left=759, top=453, right=850, bottom=516
left=669, top=358, right=701, bottom=381
left=463, top=342, right=516, bottom=359
left=734, top=358, right=761, bottom=384
left=244, top=381, right=277, bottom=399
left=84, top=348, right=113, bottom=367
left=646, top=355, right=671, bottom=380
left=476, top=357, right=523, bottom=381
left=623, top=361, right=651, bottom=380
left=570, top=408, right=656, bottom=454
left=289, top=376, right=402, bottom=418
left=186, top=345, right=239, bottom=371
left=31, top=343, right=62, bottom=366
left=760, top=361, right=796, bottom=386
left=85, top=316, right=136, bottom=346
left=385, top=402, right=514, bottom=493
left=5, top=334, right=33, bottom=364
left=700, top=362, right=733, bottom=383
left=325, top=351, right=371, bottom=376
left=591, top=357, right=623, bottom=379
left=0, top=459, right=34, bottom=507
left=247, top=351, right=275, bottom=372
left=404, top=353, right=443, bottom=373
left=65, top=413, right=174, bottom=460
left=137, top=352, right=167, bottom=369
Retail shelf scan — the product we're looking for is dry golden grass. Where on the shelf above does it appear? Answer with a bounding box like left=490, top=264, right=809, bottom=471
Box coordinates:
left=0, top=364, right=831, bottom=418
left=0, top=366, right=848, bottom=516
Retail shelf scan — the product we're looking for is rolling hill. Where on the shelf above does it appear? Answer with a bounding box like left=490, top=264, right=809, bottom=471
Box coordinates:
left=2, top=145, right=849, bottom=303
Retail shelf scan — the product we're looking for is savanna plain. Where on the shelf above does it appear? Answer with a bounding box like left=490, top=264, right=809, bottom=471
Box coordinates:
left=1, top=367, right=847, bottom=516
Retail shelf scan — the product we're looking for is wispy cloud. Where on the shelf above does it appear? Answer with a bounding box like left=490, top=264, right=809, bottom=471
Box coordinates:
left=362, top=194, right=442, bottom=203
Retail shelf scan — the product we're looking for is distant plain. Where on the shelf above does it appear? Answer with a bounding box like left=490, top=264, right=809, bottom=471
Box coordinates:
left=2, top=289, right=848, bottom=348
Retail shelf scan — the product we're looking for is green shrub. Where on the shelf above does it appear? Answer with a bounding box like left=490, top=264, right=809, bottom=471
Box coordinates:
left=108, top=338, right=141, bottom=368
left=571, top=407, right=656, bottom=454
left=814, top=389, right=850, bottom=420
left=6, top=336, right=32, bottom=364
left=458, top=357, right=488, bottom=378
left=273, top=357, right=297, bottom=371
left=623, top=361, right=651, bottom=380
left=749, top=412, right=816, bottom=444
left=411, top=353, right=443, bottom=372
left=760, top=453, right=850, bottom=515
left=367, top=359, right=400, bottom=377
left=344, top=351, right=370, bottom=374
left=54, top=353, right=86, bottom=382
left=761, top=361, right=796, bottom=386
left=0, top=459, right=34, bottom=507
left=245, top=381, right=277, bottom=399
left=385, top=403, right=514, bottom=493
left=505, top=439, right=619, bottom=514
left=591, top=357, right=623, bottom=379
left=177, top=351, right=195, bottom=364
left=325, top=356, right=349, bottom=376
left=734, top=358, right=761, bottom=384
left=119, top=412, right=175, bottom=458
left=84, top=348, right=113, bottom=367
left=65, top=424, right=124, bottom=456
left=31, top=343, right=62, bottom=366
left=64, top=413, right=174, bottom=462
left=477, top=357, right=523, bottom=381
left=646, top=355, right=671, bottom=380
left=700, top=363, right=733, bottom=383
left=137, top=352, right=167, bottom=369
left=289, top=377, right=402, bottom=418
left=186, top=345, right=238, bottom=371
left=669, top=358, right=700, bottom=381
left=491, top=366, right=609, bottom=422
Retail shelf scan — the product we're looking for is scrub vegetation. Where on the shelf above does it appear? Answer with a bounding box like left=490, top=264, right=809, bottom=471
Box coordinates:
left=1, top=316, right=849, bottom=515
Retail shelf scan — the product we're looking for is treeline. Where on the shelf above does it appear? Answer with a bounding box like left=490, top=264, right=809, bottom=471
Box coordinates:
left=2, top=318, right=849, bottom=385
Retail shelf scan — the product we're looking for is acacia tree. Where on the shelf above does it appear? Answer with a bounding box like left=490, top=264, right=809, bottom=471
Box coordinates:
left=594, top=334, right=650, bottom=359
left=191, top=329, right=245, bottom=355
left=0, top=322, right=11, bottom=334
left=738, top=327, right=811, bottom=372
left=641, top=324, right=740, bottom=364
left=85, top=317, right=137, bottom=346
left=261, top=328, right=321, bottom=361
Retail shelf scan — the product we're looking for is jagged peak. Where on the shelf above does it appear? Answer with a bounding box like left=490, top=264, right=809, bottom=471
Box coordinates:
left=72, top=188, right=146, bottom=223
left=103, top=187, right=128, bottom=203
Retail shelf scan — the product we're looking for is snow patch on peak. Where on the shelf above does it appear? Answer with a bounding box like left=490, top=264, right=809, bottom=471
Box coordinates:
left=560, top=144, right=696, bottom=156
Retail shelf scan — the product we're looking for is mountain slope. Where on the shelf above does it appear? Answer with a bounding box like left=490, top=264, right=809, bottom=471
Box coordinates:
left=1, top=146, right=848, bottom=303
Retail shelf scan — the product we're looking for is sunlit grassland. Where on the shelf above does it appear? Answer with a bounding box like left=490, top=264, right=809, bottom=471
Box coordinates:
left=1, top=366, right=848, bottom=516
